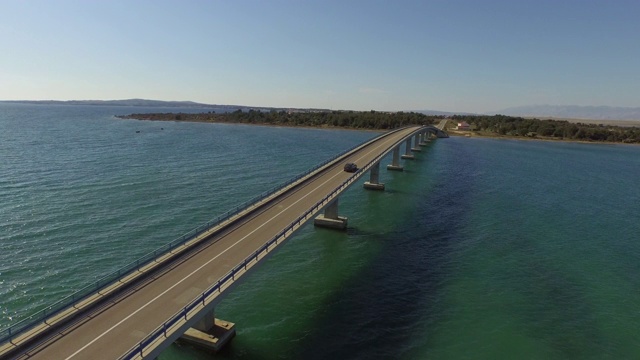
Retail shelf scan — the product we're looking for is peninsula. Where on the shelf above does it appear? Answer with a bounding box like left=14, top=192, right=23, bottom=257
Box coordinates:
left=118, top=111, right=640, bottom=144
left=117, top=110, right=440, bottom=129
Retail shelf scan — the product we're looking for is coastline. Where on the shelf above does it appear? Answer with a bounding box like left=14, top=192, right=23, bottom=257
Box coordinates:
left=116, top=113, right=638, bottom=146
left=114, top=115, right=387, bottom=133
left=447, top=130, right=640, bottom=146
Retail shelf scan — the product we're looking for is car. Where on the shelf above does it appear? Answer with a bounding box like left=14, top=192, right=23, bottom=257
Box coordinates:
left=343, top=162, right=358, bottom=172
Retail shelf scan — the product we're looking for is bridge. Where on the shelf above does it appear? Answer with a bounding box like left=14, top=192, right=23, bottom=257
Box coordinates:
left=0, top=124, right=447, bottom=360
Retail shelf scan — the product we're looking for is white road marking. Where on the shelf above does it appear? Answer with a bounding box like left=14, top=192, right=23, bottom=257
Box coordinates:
left=64, top=130, right=415, bottom=359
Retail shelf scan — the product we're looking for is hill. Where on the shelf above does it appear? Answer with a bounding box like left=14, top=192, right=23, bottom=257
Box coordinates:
left=0, top=99, right=331, bottom=112
left=495, top=105, right=640, bottom=121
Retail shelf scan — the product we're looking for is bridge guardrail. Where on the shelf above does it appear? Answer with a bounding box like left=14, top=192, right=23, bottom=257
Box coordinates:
left=117, top=127, right=412, bottom=360
left=0, top=126, right=413, bottom=348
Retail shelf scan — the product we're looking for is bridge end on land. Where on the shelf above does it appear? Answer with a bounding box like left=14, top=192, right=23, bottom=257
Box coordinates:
left=435, top=120, right=450, bottom=137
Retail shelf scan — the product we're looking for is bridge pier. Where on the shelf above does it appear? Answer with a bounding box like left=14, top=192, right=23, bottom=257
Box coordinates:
left=411, top=133, right=422, bottom=152
left=401, top=138, right=414, bottom=160
left=419, top=132, right=428, bottom=146
left=387, top=146, right=403, bottom=171
left=364, top=162, right=385, bottom=190
left=179, top=309, right=236, bottom=353
left=314, top=198, right=348, bottom=230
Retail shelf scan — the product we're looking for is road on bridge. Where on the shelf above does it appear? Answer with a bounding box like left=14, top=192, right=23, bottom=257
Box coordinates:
left=12, top=126, right=424, bottom=360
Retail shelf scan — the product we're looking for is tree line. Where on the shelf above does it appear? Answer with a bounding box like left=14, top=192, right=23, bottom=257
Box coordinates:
left=119, top=110, right=442, bottom=129
left=118, top=110, right=640, bottom=144
left=453, top=114, right=640, bottom=143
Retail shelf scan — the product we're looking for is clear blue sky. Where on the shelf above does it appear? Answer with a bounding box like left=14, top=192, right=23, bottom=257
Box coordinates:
left=1, top=0, right=639, bottom=113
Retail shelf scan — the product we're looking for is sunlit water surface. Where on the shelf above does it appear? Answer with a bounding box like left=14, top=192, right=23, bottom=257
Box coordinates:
left=1, top=103, right=639, bottom=359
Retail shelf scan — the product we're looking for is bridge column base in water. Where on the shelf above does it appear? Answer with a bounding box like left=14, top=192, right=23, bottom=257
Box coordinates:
left=314, top=198, right=348, bottom=230
left=179, top=311, right=236, bottom=353
left=314, top=215, right=348, bottom=229
left=421, top=131, right=432, bottom=145
left=363, top=182, right=385, bottom=190
left=411, top=134, right=422, bottom=152
left=363, top=162, right=385, bottom=190
left=387, top=146, right=404, bottom=171
left=401, top=138, right=415, bottom=160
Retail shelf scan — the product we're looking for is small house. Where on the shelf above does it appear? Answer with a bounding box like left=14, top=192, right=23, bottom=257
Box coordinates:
left=456, top=121, right=470, bottom=130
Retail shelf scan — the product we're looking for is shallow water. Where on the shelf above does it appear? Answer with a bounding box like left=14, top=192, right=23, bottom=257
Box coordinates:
left=1, top=104, right=639, bottom=359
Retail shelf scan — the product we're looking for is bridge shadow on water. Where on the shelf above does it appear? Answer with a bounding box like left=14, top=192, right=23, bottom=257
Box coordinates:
left=167, top=138, right=478, bottom=360
left=284, top=143, right=480, bottom=359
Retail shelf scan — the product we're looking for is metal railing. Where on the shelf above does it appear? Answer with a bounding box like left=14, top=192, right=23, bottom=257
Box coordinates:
left=0, top=126, right=411, bottom=347
left=0, top=127, right=424, bottom=358
left=118, top=129, right=400, bottom=360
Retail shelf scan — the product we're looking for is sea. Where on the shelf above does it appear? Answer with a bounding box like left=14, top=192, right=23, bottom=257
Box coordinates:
left=1, top=102, right=639, bottom=359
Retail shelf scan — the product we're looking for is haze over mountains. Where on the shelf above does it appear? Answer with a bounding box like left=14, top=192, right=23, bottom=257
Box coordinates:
left=495, top=105, right=640, bottom=121
left=2, top=99, right=639, bottom=121
left=0, top=99, right=329, bottom=112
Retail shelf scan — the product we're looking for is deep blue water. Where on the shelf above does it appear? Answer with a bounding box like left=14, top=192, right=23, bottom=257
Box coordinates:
left=1, top=103, right=639, bottom=359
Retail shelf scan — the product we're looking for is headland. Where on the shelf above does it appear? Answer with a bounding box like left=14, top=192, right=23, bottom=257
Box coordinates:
left=117, top=111, right=640, bottom=145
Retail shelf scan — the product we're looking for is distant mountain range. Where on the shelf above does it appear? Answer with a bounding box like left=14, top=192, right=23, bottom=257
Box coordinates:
left=0, top=99, right=330, bottom=112
left=4, top=99, right=639, bottom=121
left=494, top=105, right=640, bottom=121
left=414, top=109, right=476, bottom=116
left=1, top=99, right=218, bottom=108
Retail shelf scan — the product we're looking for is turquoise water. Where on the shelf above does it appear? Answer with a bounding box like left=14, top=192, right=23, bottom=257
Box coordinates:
left=1, top=104, right=639, bottom=359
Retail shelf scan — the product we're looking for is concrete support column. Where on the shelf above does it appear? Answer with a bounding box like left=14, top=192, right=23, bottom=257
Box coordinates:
left=180, top=308, right=236, bottom=353
left=324, top=199, right=340, bottom=219
left=411, top=134, right=422, bottom=152
left=401, top=138, right=414, bottom=159
left=364, top=162, right=385, bottom=190
left=387, top=146, right=404, bottom=171
left=193, top=311, right=216, bottom=332
left=314, top=198, right=348, bottom=229
left=419, top=131, right=428, bottom=146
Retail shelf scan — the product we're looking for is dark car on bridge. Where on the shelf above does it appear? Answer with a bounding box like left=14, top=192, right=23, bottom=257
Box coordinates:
left=343, top=163, right=358, bottom=172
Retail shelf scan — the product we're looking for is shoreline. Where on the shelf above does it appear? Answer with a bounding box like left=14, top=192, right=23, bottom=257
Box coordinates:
left=114, top=115, right=387, bottom=133
left=116, top=114, right=638, bottom=146
left=447, top=130, right=640, bottom=146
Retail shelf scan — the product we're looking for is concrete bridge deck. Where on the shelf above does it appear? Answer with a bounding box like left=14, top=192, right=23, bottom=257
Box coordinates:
left=1, top=125, right=441, bottom=360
